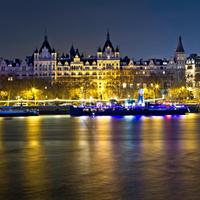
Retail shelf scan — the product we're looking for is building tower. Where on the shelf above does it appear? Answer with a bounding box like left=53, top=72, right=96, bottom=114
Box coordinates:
left=96, top=31, right=121, bottom=99
left=70, top=44, right=76, bottom=59
left=175, top=36, right=186, bottom=85
left=33, top=35, right=57, bottom=80
left=176, top=36, right=186, bottom=66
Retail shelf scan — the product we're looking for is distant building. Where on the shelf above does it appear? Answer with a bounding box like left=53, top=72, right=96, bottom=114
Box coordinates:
left=0, top=57, right=33, bottom=79
left=186, top=54, right=200, bottom=88
left=33, top=35, right=57, bottom=79
left=0, top=33, right=187, bottom=98
left=175, top=36, right=186, bottom=83
left=130, top=36, right=186, bottom=89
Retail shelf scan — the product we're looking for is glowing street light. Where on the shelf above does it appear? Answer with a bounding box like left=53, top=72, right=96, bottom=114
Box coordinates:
left=31, top=87, right=37, bottom=105
left=155, top=84, right=159, bottom=89
left=181, top=86, right=185, bottom=90
left=154, top=84, right=160, bottom=102
left=7, top=76, right=13, bottom=106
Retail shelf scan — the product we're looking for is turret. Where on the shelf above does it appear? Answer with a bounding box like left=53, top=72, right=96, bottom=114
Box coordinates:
left=175, top=36, right=186, bottom=66
left=115, top=46, right=120, bottom=58
left=70, top=44, right=76, bottom=59
left=97, top=47, right=102, bottom=58
left=175, top=36, right=186, bottom=84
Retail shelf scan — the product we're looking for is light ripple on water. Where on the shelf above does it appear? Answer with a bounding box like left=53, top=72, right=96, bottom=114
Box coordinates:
left=0, top=114, right=200, bottom=200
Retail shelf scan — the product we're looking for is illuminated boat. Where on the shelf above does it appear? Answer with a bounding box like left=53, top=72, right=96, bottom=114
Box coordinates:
left=0, top=107, right=39, bottom=117
left=69, top=104, right=189, bottom=116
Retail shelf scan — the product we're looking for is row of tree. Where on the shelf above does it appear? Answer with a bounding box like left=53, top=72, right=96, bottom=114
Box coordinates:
left=0, top=73, right=190, bottom=101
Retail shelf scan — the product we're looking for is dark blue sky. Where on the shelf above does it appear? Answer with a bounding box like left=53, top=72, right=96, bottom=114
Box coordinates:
left=0, top=0, right=199, bottom=59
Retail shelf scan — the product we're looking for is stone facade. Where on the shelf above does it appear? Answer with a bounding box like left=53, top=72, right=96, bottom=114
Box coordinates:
left=0, top=57, right=33, bottom=79
left=186, top=54, right=200, bottom=88
left=0, top=33, right=186, bottom=93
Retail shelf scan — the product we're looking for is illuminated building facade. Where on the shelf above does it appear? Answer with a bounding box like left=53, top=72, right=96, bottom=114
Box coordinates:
left=0, top=33, right=186, bottom=99
left=32, top=32, right=135, bottom=99
left=131, top=36, right=186, bottom=89
left=33, top=35, right=57, bottom=79
left=0, top=57, right=33, bottom=78
left=186, top=54, right=200, bottom=88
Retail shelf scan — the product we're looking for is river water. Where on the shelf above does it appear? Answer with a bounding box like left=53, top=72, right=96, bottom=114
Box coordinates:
left=0, top=114, right=200, bottom=200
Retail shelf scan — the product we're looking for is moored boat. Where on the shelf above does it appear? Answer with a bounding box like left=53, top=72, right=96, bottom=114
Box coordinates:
left=69, top=104, right=189, bottom=117
left=0, top=107, right=39, bottom=117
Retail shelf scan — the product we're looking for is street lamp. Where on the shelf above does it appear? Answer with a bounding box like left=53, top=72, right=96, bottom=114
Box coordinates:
left=31, top=87, right=37, bottom=106
left=154, top=84, right=160, bottom=103
left=44, top=86, right=48, bottom=105
left=155, top=84, right=159, bottom=89
left=80, top=86, right=83, bottom=99
left=8, top=77, right=13, bottom=81
left=7, top=76, right=13, bottom=106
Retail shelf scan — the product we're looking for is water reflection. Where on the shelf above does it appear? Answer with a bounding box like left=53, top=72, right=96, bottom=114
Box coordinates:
left=0, top=114, right=199, bottom=199
left=26, top=116, right=41, bottom=147
left=22, top=116, right=50, bottom=199
left=0, top=118, right=3, bottom=150
left=0, top=118, right=9, bottom=198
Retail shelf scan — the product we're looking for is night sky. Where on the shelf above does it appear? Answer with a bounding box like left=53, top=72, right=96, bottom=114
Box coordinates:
left=0, top=0, right=199, bottom=60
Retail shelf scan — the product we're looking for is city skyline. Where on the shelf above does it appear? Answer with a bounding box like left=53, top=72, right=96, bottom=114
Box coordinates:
left=0, top=31, right=186, bottom=61
left=1, top=0, right=200, bottom=59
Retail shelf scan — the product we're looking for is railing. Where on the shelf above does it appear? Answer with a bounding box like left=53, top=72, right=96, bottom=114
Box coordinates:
left=0, top=97, right=164, bottom=104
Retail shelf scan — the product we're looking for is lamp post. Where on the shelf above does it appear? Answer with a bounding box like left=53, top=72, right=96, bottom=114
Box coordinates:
left=155, top=84, right=159, bottom=101
left=7, top=76, right=13, bottom=106
left=151, top=83, right=159, bottom=103
left=31, top=87, right=37, bottom=106
left=44, top=86, right=48, bottom=105
left=80, top=86, right=83, bottom=100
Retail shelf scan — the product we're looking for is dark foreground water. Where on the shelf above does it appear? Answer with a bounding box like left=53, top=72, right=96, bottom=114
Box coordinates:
left=0, top=114, right=200, bottom=200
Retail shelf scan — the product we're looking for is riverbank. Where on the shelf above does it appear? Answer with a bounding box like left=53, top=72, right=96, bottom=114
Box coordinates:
left=0, top=103, right=199, bottom=116
left=29, top=105, right=70, bottom=115
left=11, top=104, right=200, bottom=115
left=185, top=104, right=200, bottom=113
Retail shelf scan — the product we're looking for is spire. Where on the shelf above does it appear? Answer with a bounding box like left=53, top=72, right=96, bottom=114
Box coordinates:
left=176, top=36, right=185, bottom=53
left=34, top=48, right=38, bottom=53
left=61, top=52, right=65, bottom=59
left=44, top=35, right=48, bottom=41
left=39, top=33, right=52, bottom=53
left=116, top=46, right=119, bottom=52
left=44, top=28, right=48, bottom=41
left=107, top=30, right=110, bottom=41
left=102, top=30, right=114, bottom=52
left=70, top=44, right=76, bottom=58
left=97, top=46, right=102, bottom=52
left=75, top=48, right=80, bottom=57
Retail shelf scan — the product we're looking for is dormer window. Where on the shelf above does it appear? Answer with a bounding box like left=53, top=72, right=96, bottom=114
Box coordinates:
left=40, top=47, right=50, bottom=59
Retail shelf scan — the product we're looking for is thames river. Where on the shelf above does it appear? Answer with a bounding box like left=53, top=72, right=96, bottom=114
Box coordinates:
left=0, top=114, right=200, bottom=200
